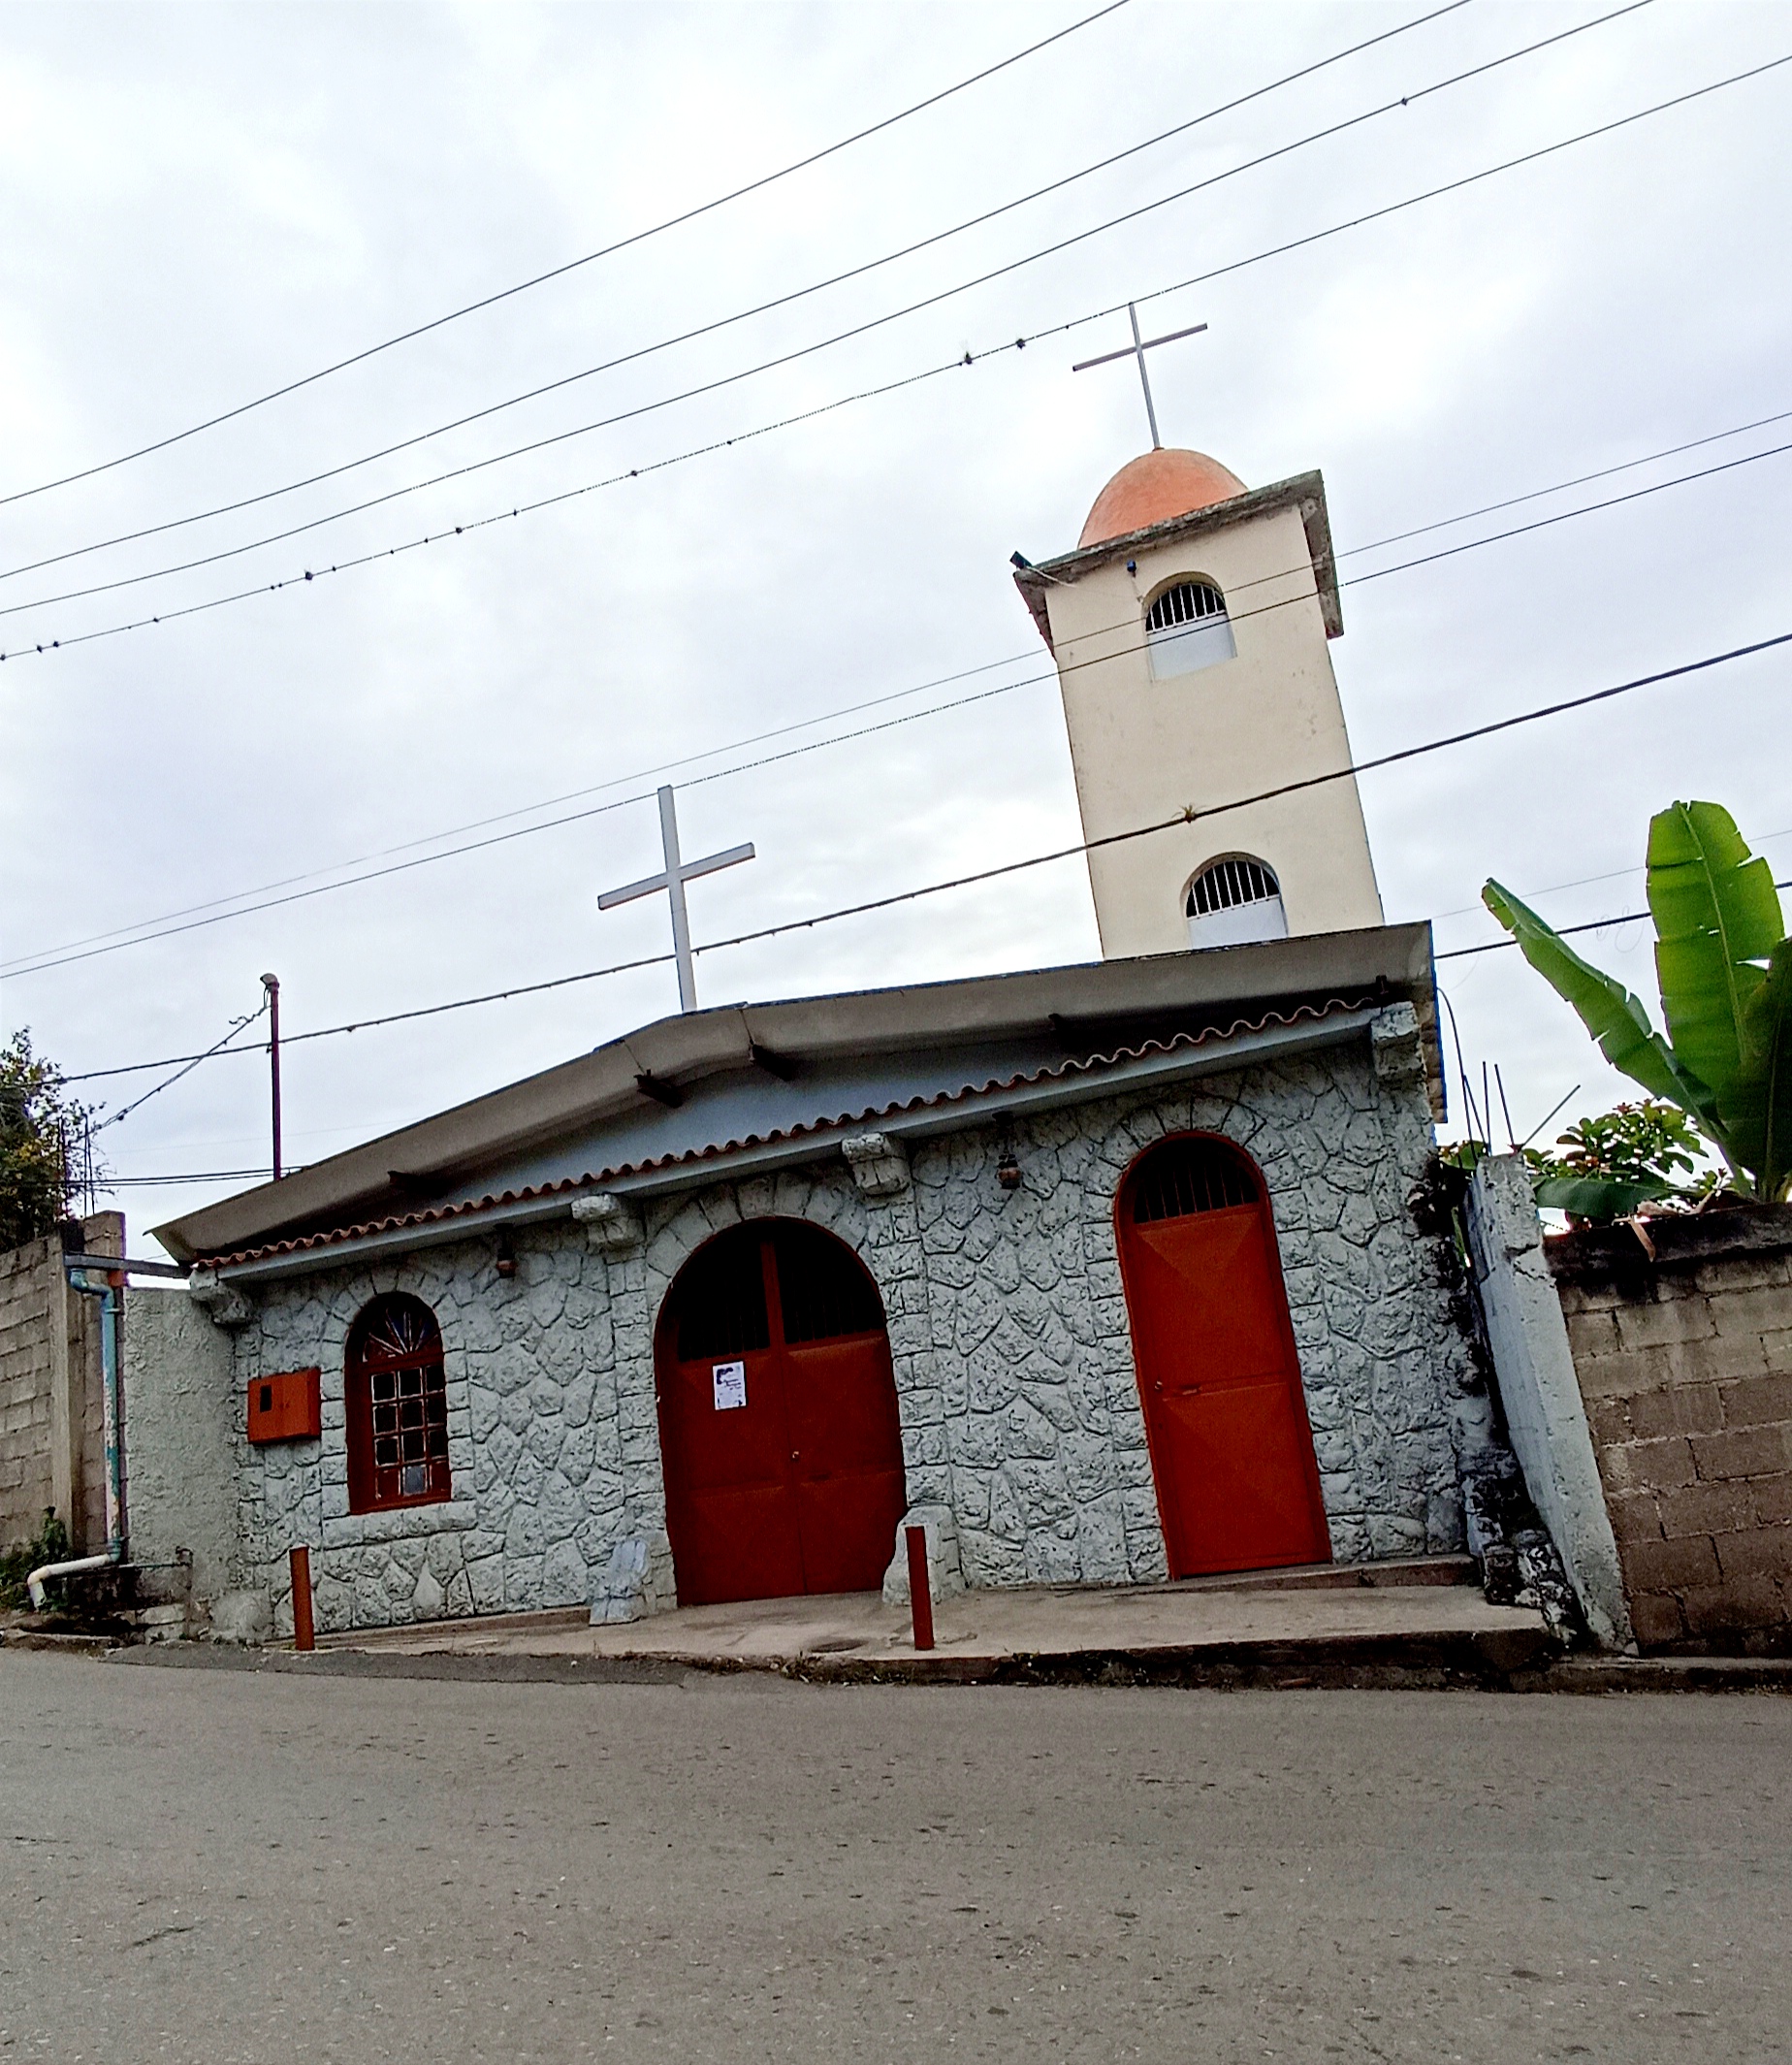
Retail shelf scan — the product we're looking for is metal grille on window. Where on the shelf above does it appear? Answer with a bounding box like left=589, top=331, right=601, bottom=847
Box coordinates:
left=775, top=1224, right=884, bottom=1343
left=1146, top=581, right=1227, bottom=631
left=675, top=1230, right=772, bottom=1360
left=1187, top=856, right=1280, bottom=919
left=1132, top=1138, right=1260, bottom=1223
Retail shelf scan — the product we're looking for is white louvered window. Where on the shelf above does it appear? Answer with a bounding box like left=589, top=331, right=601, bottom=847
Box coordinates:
left=1146, top=579, right=1235, bottom=678
left=1186, top=856, right=1288, bottom=950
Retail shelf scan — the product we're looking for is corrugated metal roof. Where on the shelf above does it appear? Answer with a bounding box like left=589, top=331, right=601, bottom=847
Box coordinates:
left=159, top=925, right=1438, bottom=1267
left=193, top=1000, right=1359, bottom=1270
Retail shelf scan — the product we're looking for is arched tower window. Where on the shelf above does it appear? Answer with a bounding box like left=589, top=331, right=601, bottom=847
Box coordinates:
left=1146, top=579, right=1236, bottom=679
left=345, top=1293, right=451, bottom=1514
left=1186, top=855, right=1288, bottom=951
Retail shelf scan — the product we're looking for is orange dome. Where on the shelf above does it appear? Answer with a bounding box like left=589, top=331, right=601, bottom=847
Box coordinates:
left=1078, top=448, right=1247, bottom=549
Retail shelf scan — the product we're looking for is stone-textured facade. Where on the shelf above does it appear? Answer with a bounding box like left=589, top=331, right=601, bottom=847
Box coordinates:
left=1552, top=1210, right=1792, bottom=1654
left=195, top=1038, right=1484, bottom=1637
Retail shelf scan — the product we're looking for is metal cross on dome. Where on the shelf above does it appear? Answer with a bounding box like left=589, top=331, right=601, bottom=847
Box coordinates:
left=598, top=786, right=753, bottom=1015
left=1072, top=303, right=1208, bottom=451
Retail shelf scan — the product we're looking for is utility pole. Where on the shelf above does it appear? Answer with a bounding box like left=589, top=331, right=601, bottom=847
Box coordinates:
left=261, top=973, right=283, bottom=1180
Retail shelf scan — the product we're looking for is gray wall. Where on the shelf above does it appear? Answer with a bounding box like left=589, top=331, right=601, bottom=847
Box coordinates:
left=211, top=1037, right=1483, bottom=1635
left=123, top=1285, right=240, bottom=1602
left=1465, top=1154, right=1631, bottom=1648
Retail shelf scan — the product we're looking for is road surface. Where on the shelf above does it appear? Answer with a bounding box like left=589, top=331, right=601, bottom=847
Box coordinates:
left=0, top=1652, right=1785, bottom=2061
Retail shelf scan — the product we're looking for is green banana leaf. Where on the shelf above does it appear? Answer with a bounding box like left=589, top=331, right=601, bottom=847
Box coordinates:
left=1647, top=801, right=1781, bottom=1112
left=1728, top=938, right=1792, bottom=1203
left=1533, top=1174, right=1677, bottom=1220
left=1482, top=880, right=1724, bottom=1134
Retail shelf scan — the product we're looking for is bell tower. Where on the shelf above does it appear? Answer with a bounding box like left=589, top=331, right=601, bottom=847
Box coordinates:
left=1012, top=449, right=1384, bottom=960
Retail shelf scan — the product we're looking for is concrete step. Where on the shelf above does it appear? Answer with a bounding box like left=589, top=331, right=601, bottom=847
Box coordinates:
left=1132, top=1554, right=1479, bottom=1597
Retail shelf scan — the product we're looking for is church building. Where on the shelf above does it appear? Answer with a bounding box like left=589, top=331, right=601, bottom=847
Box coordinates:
left=150, top=447, right=1487, bottom=1637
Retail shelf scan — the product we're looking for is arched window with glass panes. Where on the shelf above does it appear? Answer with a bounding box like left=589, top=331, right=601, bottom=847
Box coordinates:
left=345, top=1293, right=452, bottom=1514
left=1185, top=855, right=1288, bottom=950
left=1145, top=578, right=1235, bottom=678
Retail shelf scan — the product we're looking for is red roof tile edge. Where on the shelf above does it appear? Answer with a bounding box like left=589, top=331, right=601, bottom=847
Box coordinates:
left=197, top=999, right=1361, bottom=1270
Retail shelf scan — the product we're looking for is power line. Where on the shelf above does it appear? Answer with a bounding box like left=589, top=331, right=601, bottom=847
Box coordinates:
left=1342, top=405, right=1792, bottom=556
left=0, top=1, right=1133, bottom=512
left=1438, top=878, right=1792, bottom=962
left=0, top=0, right=1483, bottom=587
left=9, top=423, right=1789, bottom=986
left=5, top=42, right=1782, bottom=667
left=1427, top=821, right=1792, bottom=927
left=0, top=2, right=1599, bottom=617
left=92, top=999, right=270, bottom=1129
left=63, top=630, right=1792, bottom=1089
left=21, top=398, right=1781, bottom=982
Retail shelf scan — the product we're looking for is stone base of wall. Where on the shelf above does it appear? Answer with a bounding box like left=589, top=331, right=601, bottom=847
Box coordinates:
left=1552, top=1207, right=1792, bottom=1655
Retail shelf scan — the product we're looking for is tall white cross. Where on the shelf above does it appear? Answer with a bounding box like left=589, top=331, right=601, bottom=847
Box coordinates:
left=1072, top=304, right=1208, bottom=451
left=598, top=785, right=754, bottom=1014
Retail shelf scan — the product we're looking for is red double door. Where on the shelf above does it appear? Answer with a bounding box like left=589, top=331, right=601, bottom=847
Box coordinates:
left=656, top=1220, right=908, bottom=1606
left=1118, top=1136, right=1330, bottom=1578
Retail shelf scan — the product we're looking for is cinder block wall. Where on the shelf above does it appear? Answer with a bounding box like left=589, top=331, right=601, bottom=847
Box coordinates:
left=0, top=1214, right=123, bottom=1555
left=1552, top=1214, right=1792, bottom=1653
left=0, top=1238, right=63, bottom=1545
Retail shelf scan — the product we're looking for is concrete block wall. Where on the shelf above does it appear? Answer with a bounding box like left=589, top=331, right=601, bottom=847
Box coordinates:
left=0, top=1214, right=120, bottom=1554
left=0, top=1237, right=62, bottom=1544
left=1553, top=1215, right=1792, bottom=1653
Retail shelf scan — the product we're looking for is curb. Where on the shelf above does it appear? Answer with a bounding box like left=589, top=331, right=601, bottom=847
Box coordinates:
left=20, top=1632, right=1787, bottom=1694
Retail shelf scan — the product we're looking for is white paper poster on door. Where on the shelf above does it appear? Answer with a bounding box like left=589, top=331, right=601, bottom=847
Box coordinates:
left=712, top=1360, right=747, bottom=1411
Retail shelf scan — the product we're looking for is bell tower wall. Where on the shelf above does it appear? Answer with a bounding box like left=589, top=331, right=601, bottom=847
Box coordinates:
left=1032, top=476, right=1384, bottom=961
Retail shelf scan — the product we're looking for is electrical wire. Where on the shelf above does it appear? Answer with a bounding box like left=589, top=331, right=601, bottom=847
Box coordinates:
left=0, top=0, right=1134, bottom=512
left=0, top=0, right=1485, bottom=586
left=16, top=399, right=1781, bottom=982
left=10, top=423, right=1789, bottom=984
left=63, top=630, right=1792, bottom=1089
left=0, top=4, right=1661, bottom=624
left=1437, top=878, right=1792, bottom=961
left=6, top=42, right=1783, bottom=666
left=91, top=999, right=269, bottom=1126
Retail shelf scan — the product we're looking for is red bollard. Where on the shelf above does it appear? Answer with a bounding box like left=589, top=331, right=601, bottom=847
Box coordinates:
left=905, top=1525, right=935, bottom=1652
left=289, top=1544, right=315, bottom=1652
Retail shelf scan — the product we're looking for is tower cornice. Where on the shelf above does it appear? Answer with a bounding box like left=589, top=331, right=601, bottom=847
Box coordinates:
left=1013, top=468, right=1339, bottom=653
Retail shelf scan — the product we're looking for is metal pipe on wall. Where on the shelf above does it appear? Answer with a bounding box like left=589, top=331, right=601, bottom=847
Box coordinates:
left=27, top=1266, right=128, bottom=1607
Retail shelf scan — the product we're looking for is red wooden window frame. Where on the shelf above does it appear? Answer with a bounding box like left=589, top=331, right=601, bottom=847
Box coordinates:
left=345, top=1293, right=452, bottom=1515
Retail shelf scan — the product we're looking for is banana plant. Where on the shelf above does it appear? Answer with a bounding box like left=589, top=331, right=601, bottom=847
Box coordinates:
left=1483, top=801, right=1792, bottom=1214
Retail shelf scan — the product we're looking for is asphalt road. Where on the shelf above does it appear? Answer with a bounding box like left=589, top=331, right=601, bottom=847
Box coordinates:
left=0, top=1654, right=1786, bottom=2063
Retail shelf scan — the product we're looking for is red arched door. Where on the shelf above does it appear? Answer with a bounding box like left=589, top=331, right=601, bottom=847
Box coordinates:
left=1117, top=1135, right=1330, bottom=1578
left=656, top=1219, right=908, bottom=1606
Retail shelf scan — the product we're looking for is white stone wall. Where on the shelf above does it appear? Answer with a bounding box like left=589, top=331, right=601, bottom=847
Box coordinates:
left=122, top=1286, right=238, bottom=1602
left=222, top=1038, right=1480, bottom=1633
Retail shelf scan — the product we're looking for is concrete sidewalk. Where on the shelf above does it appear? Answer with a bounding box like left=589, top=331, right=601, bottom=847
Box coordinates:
left=309, top=1558, right=1560, bottom=1688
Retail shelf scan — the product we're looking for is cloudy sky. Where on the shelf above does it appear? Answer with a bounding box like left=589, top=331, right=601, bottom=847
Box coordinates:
left=1, top=0, right=1787, bottom=1250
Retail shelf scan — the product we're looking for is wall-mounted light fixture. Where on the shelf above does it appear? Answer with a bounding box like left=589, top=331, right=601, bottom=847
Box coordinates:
left=495, top=1232, right=519, bottom=1278
left=997, top=1150, right=1023, bottom=1192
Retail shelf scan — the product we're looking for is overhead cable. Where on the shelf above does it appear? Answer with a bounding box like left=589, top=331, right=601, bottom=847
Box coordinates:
left=63, top=630, right=1792, bottom=1087
left=1437, top=879, right=1792, bottom=961
left=9, top=425, right=1789, bottom=985
left=22, top=398, right=1784, bottom=980
left=6, top=41, right=1783, bottom=665
left=0, top=0, right=1488, bottom=584
left=0, top=3, right=1654, bottom=618
left=0, top=0, right=1134, bottom=511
